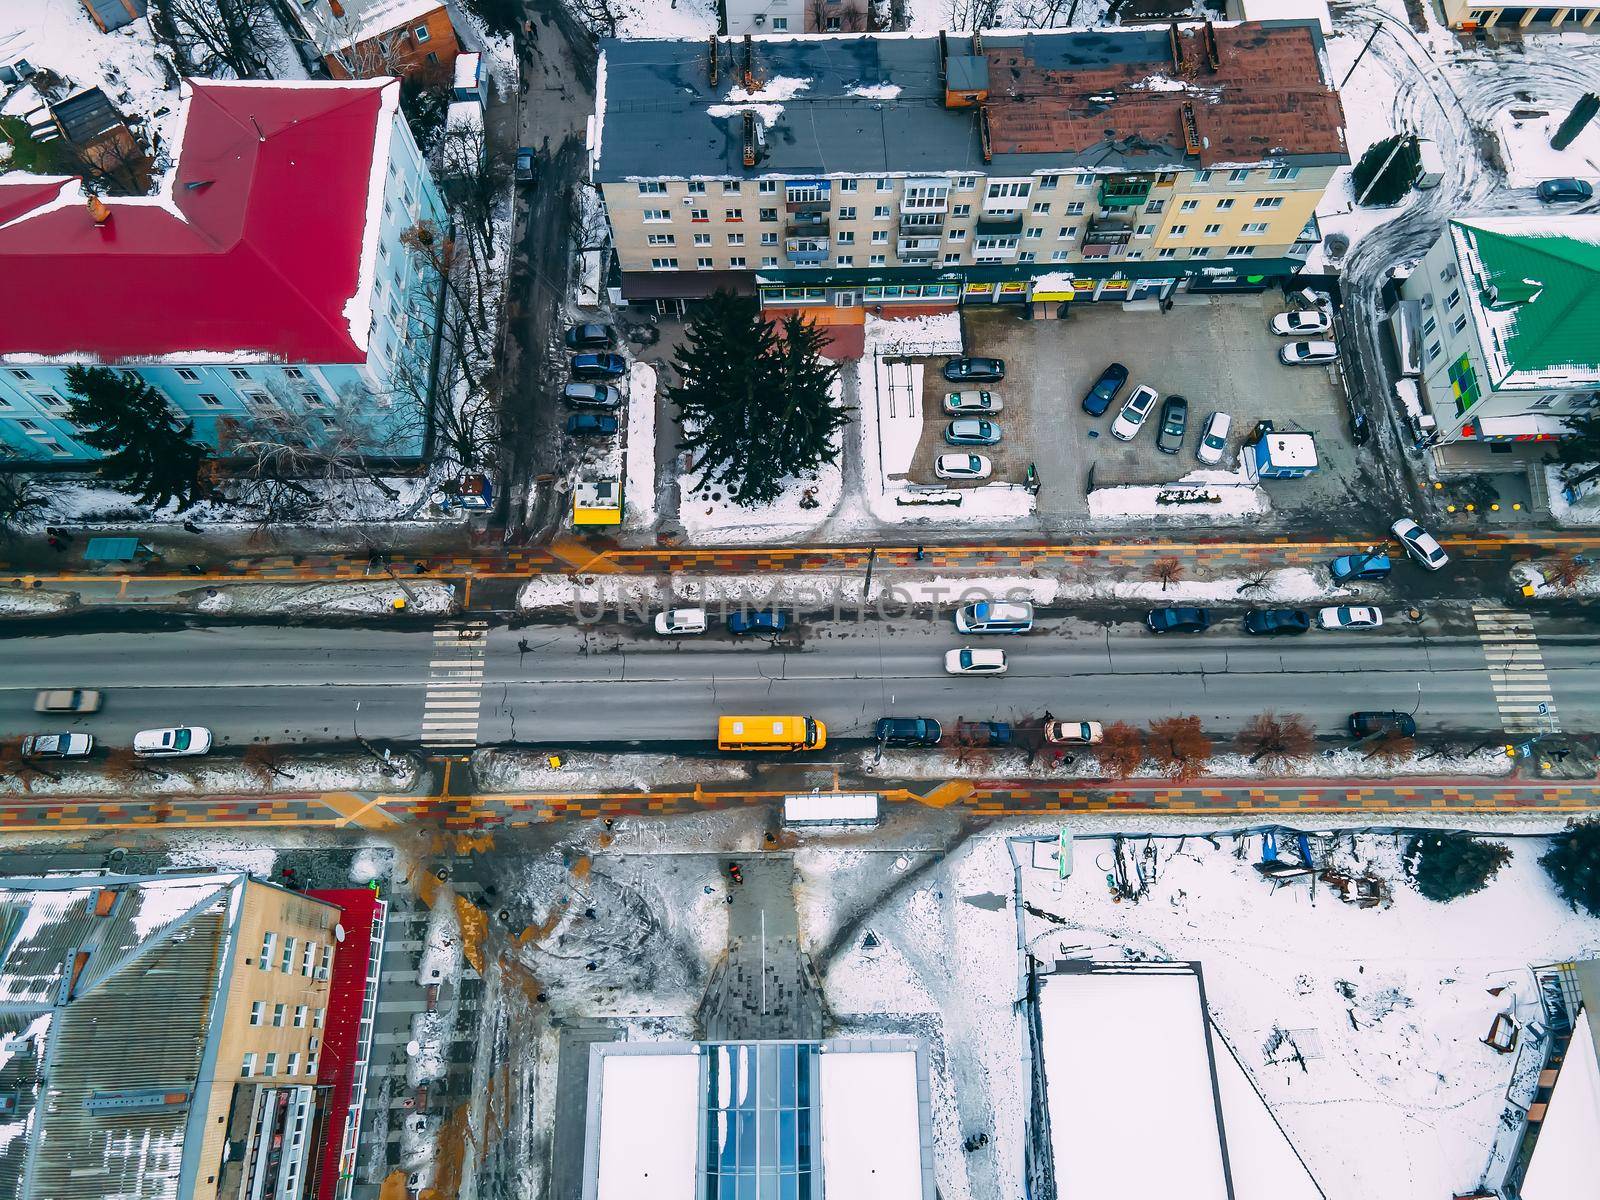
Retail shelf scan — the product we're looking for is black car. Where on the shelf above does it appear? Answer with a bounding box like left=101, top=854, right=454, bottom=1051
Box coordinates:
left=1081, top=362, right=1128, bottom=416
left=570, top=353, right=627, bottom=381
left=1349, top=711, right=1417, bottom=738
left=1146, top=607, right=1211, bottom=634
left=514, top=147, right=536, bottom=186
left=562, top=382, right=622, bottom=408
left=565, top=323, right=616, bottom=351
left=1536, top=177, right=1593, bottom=203
left=1243, top=608, right=1312, bottom=636
left=943, top=356, right=1005, bottom=383
left=566, top=412, right=618, bottom=436
left=876, top=717, right=942, bottom=747
left=1155, top=395, right=1188, bottom=454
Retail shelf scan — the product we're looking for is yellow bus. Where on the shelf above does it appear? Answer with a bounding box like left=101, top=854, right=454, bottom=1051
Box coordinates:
left=717, top=715, right=827, bottom=752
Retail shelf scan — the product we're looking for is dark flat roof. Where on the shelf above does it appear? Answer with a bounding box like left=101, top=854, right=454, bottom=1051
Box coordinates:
left=595, top=24, right=1347, bottom=183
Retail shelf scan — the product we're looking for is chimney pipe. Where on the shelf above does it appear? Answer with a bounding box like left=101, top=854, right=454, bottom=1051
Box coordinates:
left=87, top=194, right=111, bottom=226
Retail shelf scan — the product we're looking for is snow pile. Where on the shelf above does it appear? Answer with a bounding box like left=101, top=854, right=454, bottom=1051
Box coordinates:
left=864, top=311, right=964, bottom=358
left=846, top=83, right=903, bottom=100
left=1495, top=106, right=1600, bottom=189
left=0, top=751, right=418, bottom=798
left=1088, top=473, right=1271, bottom=523
left=471, top=749, right=753, bottom=793
left=677, top=376, right=844, bottom=544
left=194, top=581, right=457, bottom=617
left=612, top=0, right=718, bottom=37
left=0, top=589, right=77, bottom=618
left=1543, top=464, right=1600, bottom=526
left=165, top=842, right=278, bottom=878
left=349, top=847, right=392, bottom=884
left=728, top=76, right=812, bottom=102
left=624, top=360, right=659, bottom=532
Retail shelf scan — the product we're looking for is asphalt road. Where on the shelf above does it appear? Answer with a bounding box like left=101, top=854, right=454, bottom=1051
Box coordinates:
left=4, top=607, right=1597, bottom=749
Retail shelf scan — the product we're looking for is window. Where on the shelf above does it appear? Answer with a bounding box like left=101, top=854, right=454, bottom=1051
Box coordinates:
left=952, top=203, right=972, bottom=217
left=281, top=937, right=295, bottom=972
left=30, top=392, right=64, bottom=410
left=727, top=233, right=744, bottom=245
left=758, top=180, right=777, bottom=194
left=1269, top=166, right=1301, bottom=181
left=1019, top=251, right=1036, bottom=263
left=649, top=234, right=677, bottom=246
left=1190, top=246, right=1211, bottom=258
left=836, top=255, right=853, bottom=266
left=1445, top=288, right=1462, bottom=310
left=825, top=15, right=841, bottom=29
left=272, top=1003, right=286, bottom=1027
left=686, top=233, right=708, bottom=246
left=1451, top=313, right=1468, bottom=335
left=1032, top=201, right=1051, bottom=214
left=1215, top=198, right=1235, bottom=211
left=1076, top=173, right=1095, bottom=186
left=283, top=367, right=305, bottom=381
left=200, top=393, right=222, bottom=407
left=8, top=370, right=32, bottom=381
left=176, top=368, right=200, bottom=382
left=724, top=209, right=742, bottom=221
left=1227, top=245, right=1253, bottom=256
left=1168, top=224, right=1187, bottom=236
left=1179, top=199, right=1199, bottom=212
left=762, top=256, right=778, bottom=267
left=643, top=209, right=671, bottom=222
left=259, top=932, right=275, bottom=969
left=759, top=208, right=777, bottom=221
left=301, top=942, right=315, bottom=975
left=697, top=257, right=714, bottom=269
left=943, top=252, right=962, bottom=263
left=839, top=178, right=858, bottom=192
left=729, top=255, right=747, bottom=268
left=1228, top=169, right=1251, bottom=182
left=16, top=419, right=40, bottom=432
left=687, top=181, right=706, bottom=193
left=1531, top=395, right=1559, bottom=408
left=1422, top=315, right=1437, bottom=336
left=1157, top=247, right=1178, bottom=259
left=1194, top=170, right=1213, bottom=183
left=1126, top=250, right=1143, bottom=259
left=1145, top=199, right=1164, bottom=214
left=319, top=415, right=338, bottom=430
left=314, top=1007, right=325, bottom=1028
left=1253, top=196, right=1283, bottom=209
left=1241, top=222, right=1268, bottom=235
left=722, top=181, right=740, bottom=195
left=242, top=1053, right=257, bottom=1078
left=876, top=178, right=892, bottom=191
left=299, top=390, right=324, bottom=409
left=288, top=1053, right=301, bottom=1077
left=771, top=15, right=788, bottom=29
left=414, top=23, right=431, bottom=42
left=1025, top=226, right=1043, bottom=240
left=263, top=1053, right=277, bottom=1077
left=229, top=368, right=250, bottom=380
left=956, top=176, right=977, bottom=190
left=1135, top=224, right=1155, bottom=237
left=637, top=182, right=666, bottom=195
left=986, top=181, right=1030, bottom=199
left=1038, top=174, right=1060, bottom=189
left=1065, top=201, right=1085, bottom=215
left=306, top=1053, right=318, bottom=1076
left=1427, top=340, right=1442, bottom=362
left=760, top=231, right=777, bottom=245
left=689, top=208, right=708, bottom=221
left=871, top=230, right=887, bottom=243
left=651, top=257, right=678, bottom=270
left=1050, top=249, right=1069, bottom=261
left=250, top=1002, right=264, bottom=1026
left=873, top=205, right=890, bottom=219
left=948, top=228, right=967, bottom=242
left=870, top=254, right=886, bottom=265
left=836, top=231, right=853, bottom=245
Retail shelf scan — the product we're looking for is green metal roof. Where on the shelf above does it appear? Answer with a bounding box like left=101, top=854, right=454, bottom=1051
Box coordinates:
left=1457, top=220, right=1600, bottom=377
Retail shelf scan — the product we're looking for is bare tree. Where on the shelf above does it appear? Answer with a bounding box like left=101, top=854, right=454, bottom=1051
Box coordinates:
left=1148, top=715, right=1212, bottom=782
left=151, top=0, right=277, bottom=79
left=1235, top=711, right=1314, bottom=772
left=1098, top=721, right=1144, bottom=778
left=947, top=0, right=1005, bottom=30
left=1363, top=729, right=1417, bottom=764
left=566, top=0, right=622, bottom=37
left=243, top=744, right=295, bottom=785
left=0, top=738, right=60, bottom=790
left=1150, top=556, right=1184, bottom=592
left=1546, top=550, right=1592, bottom=589
left=0, top=468, right=61, bottom=543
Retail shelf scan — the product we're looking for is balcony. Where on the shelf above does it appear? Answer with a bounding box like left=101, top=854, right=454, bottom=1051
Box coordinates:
left=896, top=236, right=941, bottom=261
left=1097, top=175, right=1153, bottom=209
left=975, top=211, right=1024, bottom=236
left=784, top=180, right=831, bottom=213
left=1082, top=212, right=1134, bottom=248
left=787, top=211, right=830, bottom=235
left=784, top=237, right=830, bottom=264
left=899, top=212, right=945, bottom=234
left=901, top=178, right=950, bottom=216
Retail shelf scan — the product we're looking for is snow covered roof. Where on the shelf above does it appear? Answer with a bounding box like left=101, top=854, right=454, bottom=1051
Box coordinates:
left=1520, top=1012, right=1600, bottom=1200
left=1449, top=216, right=1600, bottom=390
left=818, top=1048, right=931, bottom=1200
left=289, top=0, right=446, bottom=60
left=0, top=76, right=403, bottom=364
left=594, top=24, right=1347, bottom=184
left=589, top=1048, right=702, bottom=1200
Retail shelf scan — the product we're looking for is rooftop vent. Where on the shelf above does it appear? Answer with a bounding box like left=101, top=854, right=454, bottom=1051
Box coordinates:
left=978, top=103, right=993, bottom=163
left=743, top=110, right=758, bottom=168
left=1169, top=22, right=1183, bottom=71
left=708, top=35, right=718, bottom=87
left=1180, top=102, right=1201, bottom=156
left=741, top=34, right=757, bottom=94
left=1203, top=20, right=1221, bottom=71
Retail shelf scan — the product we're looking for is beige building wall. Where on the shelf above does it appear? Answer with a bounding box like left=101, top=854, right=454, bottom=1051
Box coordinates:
left=191, top=882, right=342, bottom=1200
left=601, top=165, right=1333, bottom=278
left=1441, top=0, right=1600, bottom=28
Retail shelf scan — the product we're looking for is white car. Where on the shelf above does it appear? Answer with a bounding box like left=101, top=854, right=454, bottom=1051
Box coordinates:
left=1279, top=340, right=1338, bottom=366
left=935, top=453, right=992, bottom=481
left=944, top=647, right=1007, bottom=676
left=1196, top=411, right=1231, bottom=466
left=133, top=726, right=213, bottom=758
left=1110, top=384, right=1159, bottom=441
left=1391, top=518, right=1449, bottom=570
left=20, top=733, right=93, bottom=759
left=1270, top=310, right=1332, bottom=336
left=1316, top=605, right=1384, bottom=630
left=944, top=390, right=1003, bottom=414
left=654, top=608, right=707, bottom=636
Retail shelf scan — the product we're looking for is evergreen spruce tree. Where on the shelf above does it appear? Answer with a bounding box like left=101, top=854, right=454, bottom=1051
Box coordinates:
left=670, top=293, right=848, bottom=508
left=1404, top=832, right=1511, bottom=902
left=1541, top=818, right=1600, bottom=917
left=1545, top=408, right=1600, bottom=493
left=64, top=366, right=208, bottom=507
left=1351, top=134, right=1421, bottom=207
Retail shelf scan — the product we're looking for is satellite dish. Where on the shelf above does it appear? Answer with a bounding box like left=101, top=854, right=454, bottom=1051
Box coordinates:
left=334, top=924, right=346, bottom=942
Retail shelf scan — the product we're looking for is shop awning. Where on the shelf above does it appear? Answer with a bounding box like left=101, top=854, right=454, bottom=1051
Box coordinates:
left=1475, top=414, right=1573, bottom=440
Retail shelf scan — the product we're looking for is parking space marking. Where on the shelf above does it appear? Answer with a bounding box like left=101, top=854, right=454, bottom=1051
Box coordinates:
left=1473, top=606, right=1560, bottom=737
left=423, top=619, right=489, bottom=749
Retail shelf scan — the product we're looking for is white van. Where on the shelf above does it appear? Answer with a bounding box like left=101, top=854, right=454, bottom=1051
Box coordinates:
left=1415, top=138, right=1443, bottom=190
left=954, top=600, right=1034, bottom=634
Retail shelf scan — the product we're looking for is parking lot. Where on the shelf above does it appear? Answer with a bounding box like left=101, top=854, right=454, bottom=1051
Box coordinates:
left=909, top=293, right=1367, bottom=526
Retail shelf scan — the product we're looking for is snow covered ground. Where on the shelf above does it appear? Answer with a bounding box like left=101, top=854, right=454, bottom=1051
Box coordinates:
left=0, top=751, right=419, bottom=798
left=1495, top=104, right=1600, bottom=189
left=195, top=580, right=458, bottom=617
left=623, top=361, right=659, bottom=532
left=0, top=588, right=77, bottom=618
left=472, top=749, right=753, bottom=792
left=1088, top=467, right=1270, bottom=524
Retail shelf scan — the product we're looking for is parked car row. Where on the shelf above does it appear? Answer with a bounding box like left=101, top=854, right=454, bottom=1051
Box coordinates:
left=23, top=692, right=212, bottom=760
left=563, top=326, right=627, bottom=425
left=1081, top=364, right=1232, bottom=463
left=874, top=716, right=1099, bottom=747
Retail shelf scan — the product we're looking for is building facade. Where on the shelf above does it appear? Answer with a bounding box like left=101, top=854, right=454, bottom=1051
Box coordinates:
left=0, top=77, right=447, bottom=465
left=591, top=24, right=1345, bottom=316
left=0, top=873, right=346, bottom=1200
left=78, top=0, right=148, bottom=32
left=724, top=0, right=875, bottom=34
left=1399, top=216, right=1600, bottom=446
left=1441, top=0, right=1600, bottom=30
left=288, top=0, right=462, bottom=84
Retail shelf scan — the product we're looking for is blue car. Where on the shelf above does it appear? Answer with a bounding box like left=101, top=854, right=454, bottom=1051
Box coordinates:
left=566, top=413, right=618, bottom=436
left=570, top=353, right=627, bottom=381
left=1146, top=607, right=1211, bottom=634
left=728, top=610, right=790, bottom=635
left=1329, top=552, right=1391, bottom=583
left=1081, top=362, right=1129, bottom=416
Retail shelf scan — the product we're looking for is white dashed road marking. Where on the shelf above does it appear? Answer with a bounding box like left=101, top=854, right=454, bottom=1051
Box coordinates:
left=1473, top=606, right=1560, bottom=736
left=422, top=620, right=489, bottom=749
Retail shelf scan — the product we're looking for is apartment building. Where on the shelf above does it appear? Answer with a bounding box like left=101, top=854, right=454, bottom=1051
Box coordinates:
left=724, top=0, right=874, bottom=34
left=591, top=23, right=1345, bottom=316
left=0, top=873, right=345, bottom=1200
left=0, top=76, right=447, bottom=465
left=1441, top=0, right=1600, bottom=30
left=287, top=0, right=463, bottom=83
left=1399, top=215, right=1600, bottom=447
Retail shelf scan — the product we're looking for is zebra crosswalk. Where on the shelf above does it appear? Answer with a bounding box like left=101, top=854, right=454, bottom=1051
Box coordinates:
left=421, top=620, right=488, bottom=750
left=1472, top=606, right=1560, bottom=736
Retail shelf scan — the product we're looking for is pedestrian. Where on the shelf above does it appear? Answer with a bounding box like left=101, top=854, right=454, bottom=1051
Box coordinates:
left=46, top=526, right=73, bottom=543
left=604, top=817, right=615, bottom=830
left=46, top=534, right=64, bottom=553
left=914, top=544, right=926, bottom=561
left=181, top=520, right=202, bottom=534
left=1043, top=709, right=1054, bottom=725
left=413, top=561, right=427, bottom=574
left=518, top=638, right=531, bottom=655
left=585, top=961, right=597, bottom=972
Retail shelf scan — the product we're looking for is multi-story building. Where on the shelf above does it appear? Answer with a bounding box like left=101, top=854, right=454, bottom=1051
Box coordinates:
left=1441, top=0, right=1600, bottom=30
left=286, top=0, right=462, bottom=83
left=591, top=23, right=1345, bottom=317
left=0, top=76, right=447, bottom=464
left=0, top=873, right=344, bottom=1200
left=724, top=0, right=874, bottom=35
left=1399, top=216, right=1599, bottom=447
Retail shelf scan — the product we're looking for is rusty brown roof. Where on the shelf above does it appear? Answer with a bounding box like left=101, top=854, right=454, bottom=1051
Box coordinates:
left=984, top=23, right=1347, bottom=169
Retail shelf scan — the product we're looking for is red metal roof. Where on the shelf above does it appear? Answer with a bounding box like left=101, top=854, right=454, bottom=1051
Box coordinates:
left=0, top=78, right=397, bottom=363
